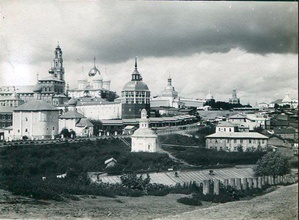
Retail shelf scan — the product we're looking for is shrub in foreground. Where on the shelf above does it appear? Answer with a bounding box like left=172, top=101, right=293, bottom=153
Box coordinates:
left=177, top=197, right=203, bottom=206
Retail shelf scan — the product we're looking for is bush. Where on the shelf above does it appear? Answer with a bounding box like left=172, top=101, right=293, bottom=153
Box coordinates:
left=177, top=197, right=203, bottom=206
left=253, top=151, right=291, bottom=177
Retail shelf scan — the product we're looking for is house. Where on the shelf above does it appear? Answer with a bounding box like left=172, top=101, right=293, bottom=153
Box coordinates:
left=215, top=122, right=237, bottom=133
left=205, top=132, right=269, bottom=152
left=105, top=158, right=117, bottom=168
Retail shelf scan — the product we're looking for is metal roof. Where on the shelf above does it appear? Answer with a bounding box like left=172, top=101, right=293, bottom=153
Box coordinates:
left=14, top=100, right=58, bottom=111
left=206, top=132, right=269, bottom=139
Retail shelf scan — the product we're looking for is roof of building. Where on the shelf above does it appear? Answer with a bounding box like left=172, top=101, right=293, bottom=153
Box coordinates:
left=131, top=127, right=157, bottom=137
left=39, top=76, right=64, bottom=82
left=76, top=118, right=94, bottom=127
left=60, top=110, right=84, bottom=119
left=14, top=100, right=58, bottom=111
left=229, top=114, right=246, bottom=119
left=0, top=106, right=14, bottom=113
left=104, top=157, right=117, bottom=165
left=122, top=80, right=149, bottom=91
left=217, top=122, right=237, bottom=127
left=206, top=132, right=269, bottom=139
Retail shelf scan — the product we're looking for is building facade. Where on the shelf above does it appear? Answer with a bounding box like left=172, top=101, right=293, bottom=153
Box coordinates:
left=229, top=89, right=240, bottom=104
left=9, top=99, right=60, bottom=140
left=131, top=109, right=158, bottom=152
left=121, top=57, right=150, bottom=119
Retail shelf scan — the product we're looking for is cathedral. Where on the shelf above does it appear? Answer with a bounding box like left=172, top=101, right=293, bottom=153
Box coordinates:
left=68, top=57, right=115, bottom=101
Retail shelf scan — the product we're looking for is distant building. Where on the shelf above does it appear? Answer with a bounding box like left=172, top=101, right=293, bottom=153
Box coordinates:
left=228, top=113, right=270, bottom=131
left=206, top=132, right=268, bottom=152
left=206, top=117, right=269, bottom=152
left=0, top=106, right=13, bottom=129
left=59, top=98, right=94, bottom=137
left=121, top=57, right=150, bottom=119
left=151, top=77, right=184, bottom=108
left=131, top=109, right=158, bottom=152
left=269, top=94, right=298, bottom=109
left=68, top=57, right=115, bottom=100
left=229, top=89, right=240, bottom=105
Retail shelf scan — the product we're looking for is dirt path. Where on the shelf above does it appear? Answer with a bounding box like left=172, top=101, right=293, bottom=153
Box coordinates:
left=156, top=183, right=298, bottom=220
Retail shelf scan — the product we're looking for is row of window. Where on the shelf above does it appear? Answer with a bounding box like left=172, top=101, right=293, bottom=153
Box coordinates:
left=209, top=138, right=265, bottom=144
left=18, top=127, right=56, bottom=133
left=0, top=115, right=12, bottom=120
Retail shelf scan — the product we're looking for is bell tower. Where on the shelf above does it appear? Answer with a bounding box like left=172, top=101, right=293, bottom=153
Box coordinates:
left=53, top=43, right=65, bottom=81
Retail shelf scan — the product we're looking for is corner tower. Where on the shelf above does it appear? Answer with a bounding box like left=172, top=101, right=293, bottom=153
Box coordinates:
left=121, top=57, right=150, bottom=119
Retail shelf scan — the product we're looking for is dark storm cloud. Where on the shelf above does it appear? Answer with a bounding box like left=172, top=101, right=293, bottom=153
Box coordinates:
left=68, top=2, right=297, bottom=63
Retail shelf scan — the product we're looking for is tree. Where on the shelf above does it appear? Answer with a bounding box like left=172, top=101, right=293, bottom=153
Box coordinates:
left=120, top=173, right=151, bottom=191
left=253, top=151, right=290, bottom=177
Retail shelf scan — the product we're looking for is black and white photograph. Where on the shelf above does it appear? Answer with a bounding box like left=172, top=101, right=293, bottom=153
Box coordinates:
left=0, top=1, right=298, bottom=219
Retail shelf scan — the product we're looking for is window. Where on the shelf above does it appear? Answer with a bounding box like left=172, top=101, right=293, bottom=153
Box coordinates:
left=25, top=117, right=28, bottom=122
left=53, top=127, right=55, bottom=130
left=240, top=139, right=243, bottom=143
left=25, top=128, right=28, bottom=132
left=249, top=139, right=252, bottom=143
left=224, top=128, right=226, bottom=132
left=229, top=128, right=232, bottom=132
left=234, top=139, right=237, bottom=143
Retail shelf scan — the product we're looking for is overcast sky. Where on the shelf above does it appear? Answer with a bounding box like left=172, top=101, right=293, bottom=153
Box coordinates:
left=0, top=1, right=297, bottom=105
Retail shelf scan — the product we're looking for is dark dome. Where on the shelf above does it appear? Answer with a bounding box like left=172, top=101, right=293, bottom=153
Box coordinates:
left=88, top=67, right=100, bottom=77
left=48, top=68, right=55, bottom=74
left=122, top=81, right=149, bottom=91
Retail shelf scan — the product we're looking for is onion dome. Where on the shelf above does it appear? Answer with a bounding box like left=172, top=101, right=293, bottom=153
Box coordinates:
left=68, top=98, right=78, bottom=106
left=48, top=68, right=55, bottom=74
left=92, top=72, right=103, bottom=81
left=206, top=91, right=214, bottom=100
left=88, top=66, right=101, bottom=77
left=33, top=83, right=43, bottom=93
left=88, top=57, right=101, bottom=77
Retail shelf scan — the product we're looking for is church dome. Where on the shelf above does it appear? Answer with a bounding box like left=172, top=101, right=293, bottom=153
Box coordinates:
left=92, top=72, right=103, bottom=81
left=48, top=68, right=55, bottom=74
left=206, top=91, right=214, bottom=100
left=282, top=94, right=292, bottom=103
left=33, top=83, right=43, bottom=93
left=123, top=81, right=149, bottom=91
left=88, top=66, right=100, bottom=77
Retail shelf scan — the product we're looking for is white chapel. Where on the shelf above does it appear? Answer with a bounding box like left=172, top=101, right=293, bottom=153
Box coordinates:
left=131, top=109, right=158, bottom=152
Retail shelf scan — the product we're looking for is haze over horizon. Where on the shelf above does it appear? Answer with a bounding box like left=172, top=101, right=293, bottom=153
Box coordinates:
left=0, top=1, right=297, bottom=105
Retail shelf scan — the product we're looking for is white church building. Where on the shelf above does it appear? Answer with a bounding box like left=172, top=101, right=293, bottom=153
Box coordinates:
left=131, top=109, right=158, bottom=152
left=6, top=89, right=60, bottom=140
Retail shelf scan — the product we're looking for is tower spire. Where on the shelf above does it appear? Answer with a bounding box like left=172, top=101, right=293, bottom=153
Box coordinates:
left=135, top=56, right=138, bottom=69
left=93, top=57, right=96, bottom=67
